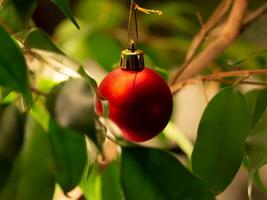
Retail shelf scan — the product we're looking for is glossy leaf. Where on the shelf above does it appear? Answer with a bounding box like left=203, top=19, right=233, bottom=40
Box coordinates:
left=247, top=108, right=267, bottom=171
left=102, top=161, right=123, bottom=200
left=0, top=117, right=55, bottom=200
left=52, top=0, right=79, bottom=29
left=246, top=89, right=267, bottom=172
left=121, top=146, right=214, bottom=200
left=192, top=87, right=250, bottom=194
left=80, top=164, right=102, bottom=200
left=0, top=104, right=24, bottom=190
left=0, top=0, right=36, bottom=32
left=48, top=119, right=87, bottom=193
left=78, top=66, right=97, bottom=91
left=46, top=79, right=97, bottom=145
left=0, top=27, right=31, bottom=103
left=244, top=89, right=260, bottom=121
left=250, top=89, right=267, bottom=128
left=24, top=28, right=63, bottom=54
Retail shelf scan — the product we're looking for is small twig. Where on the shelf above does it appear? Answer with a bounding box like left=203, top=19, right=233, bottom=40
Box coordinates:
left=208, top=2, right=267, bottom=40
left=170, top=0, right=233, bottom=84
left=171, top=0, right=248, bottom=84
left=196, top=12, right=204, bottom=27
left=233, top=75, right=250, bottom=86
left=242, top=2, right=267, bottom=29
left=171, top=69, right=267, bottom=94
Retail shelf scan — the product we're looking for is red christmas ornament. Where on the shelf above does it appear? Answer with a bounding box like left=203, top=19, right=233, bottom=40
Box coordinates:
left=96, top=43, right=173, bottom=142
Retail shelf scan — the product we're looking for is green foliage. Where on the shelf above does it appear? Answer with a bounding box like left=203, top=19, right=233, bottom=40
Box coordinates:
left=0, top=117, right=55, bottom=200
left=245, top=89, right=267, bottom=180
left=0, top=27, right=31, bottom=103
left=24, top=28, right=63, bottom=54
left=192, top=87, right=250, bottom=194
left=80, top=161, right=123, bottom=200
left=46, top=79, right=97, bottom=145
left=52, top=0, right=80, bottom=29
left=101, top=161, right=123, bottom=200
left=0, top=104, right=24, bottom=190
left=121, top=146, right=214, bottom=200
left=0, top=0, right=36, bottom=32
left=48, top=119, right=87, bottom=193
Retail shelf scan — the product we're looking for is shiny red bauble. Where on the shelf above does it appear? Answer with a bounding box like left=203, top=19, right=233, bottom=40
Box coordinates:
left=96, top=67, right=173, bottom=142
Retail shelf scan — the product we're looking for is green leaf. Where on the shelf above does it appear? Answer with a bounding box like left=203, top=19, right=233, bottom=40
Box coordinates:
left=48, top=119, right=87, bottom=193
left=250, top=89, right=267, bottom=128
left=121, top=146, right=214, bottom=200
left=86, top=32, right=121, bottom=71
left=24, top=28, right=63, bottom=54
left=46, top=79, right=97, bottom=146
left=102, top=161, right=123, bottom=200
left=0, top=0, right=37, bottom=32
left=244, top=89, right=260, bottom=121
left=192, top=87, right=250, bottom=194
left=0, top=116, right=55, bottom=200
left=0, top=27, right=32, bottom=103
left=247, top=108, right=267, bottom=171
left=0, top=104, right=24, bottom=190
left=80, top=164, right=102, bottom=200
left=246, top=89, right=267, bottom=172
left=78, top=66, right=97, bottom=91
left=52, top=0, right=79, bottom=29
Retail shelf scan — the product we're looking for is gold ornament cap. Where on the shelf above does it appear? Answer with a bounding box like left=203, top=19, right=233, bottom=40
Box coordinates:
left=120, top=41, right=144, bottom=70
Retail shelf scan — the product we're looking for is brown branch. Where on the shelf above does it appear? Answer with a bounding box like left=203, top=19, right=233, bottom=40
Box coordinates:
left=207, top=2, right=267, bottom=40
left=242, top=2, right=267, bottom=28
left=171, top=0, right=248, bottom=84
left=171, top=69, right=267, bottom=94
left=170, top=0, right=233, bottom=84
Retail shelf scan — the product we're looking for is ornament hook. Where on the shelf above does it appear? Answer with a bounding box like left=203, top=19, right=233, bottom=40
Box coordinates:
left=128, top=0, right=138, bottom=51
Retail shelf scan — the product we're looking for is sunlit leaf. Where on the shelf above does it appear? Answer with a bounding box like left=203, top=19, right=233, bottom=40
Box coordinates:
left=192, top=87, right=250, bottom=194
left=80, top=164, right=102, bottom=200
left=24, top=28, right=63, bottom=54
left=52, top=0, right=79, bottom=29
left=121, top=146, right=214, bottom=200
left=0, top=117, right=55, bottom=200
left=0, top=27, right=32, bottom=103
left=0, top=104, right=24, bottom=190
left=48, top=119, right=87, bottom=193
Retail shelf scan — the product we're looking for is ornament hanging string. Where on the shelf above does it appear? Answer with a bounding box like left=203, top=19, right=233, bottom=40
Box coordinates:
left=127, top=0, right=163, bottom=50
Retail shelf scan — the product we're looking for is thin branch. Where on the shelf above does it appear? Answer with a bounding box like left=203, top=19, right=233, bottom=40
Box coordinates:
left=171, top=0, right=248, bottom=84
left=170, top=0, right=233, bottom=84
left=207, top=2, right=267, bottom=40
left=171, top=69, right=267, bottom=94
left=242, top=2, right=267, bottom=28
